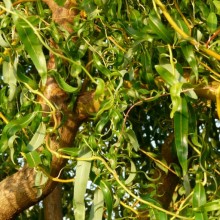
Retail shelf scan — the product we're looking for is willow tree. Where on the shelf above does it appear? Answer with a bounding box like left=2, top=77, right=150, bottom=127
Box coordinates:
left=1, top=0, right=220, bottom=219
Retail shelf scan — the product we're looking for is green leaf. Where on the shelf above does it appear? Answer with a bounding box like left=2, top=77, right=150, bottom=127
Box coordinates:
left=15, top=17, right=47, bottom=85
left=3, top=60, right=17, bottom=101
left=0, top=112, right=37, bottom=152
left=8, top=135, right=18, bottom=164
left=170, top=82, right=183, bottom=118
left=150, top=208, right=168, bottom=220
left=174, top=96, right=188, bottom=176
left=73, top=147, right=92, bottom=220
left=95, top=78, right=105, bottom=99
left=34, top=170, right=48, bottom=197
left=124, top=160, right=136, bottom=185
left=89, top=188, right=104, bottom=220
left=27, top=122, right=46, bottom=151
left=214, top=1, right=220, bottom=15
left=96, top=99, right=114, bottom=118
left=58, top=147, right=80, bottom=157
left=149, top=14, right=172, bottom=43
left=195, top=212, right=208, bottom=220
left=193, top=182, right=206, bottom=208
left=3, top=0, right=12, bottom=10
left=201, top=199, right=220, bottom=212
left=0, top=31, right=9, bottom=47
left=95, top=114, right=110, bottom=134
left=207, top=12, right=217, bottom=33
left=93, top=53, right=111, bottom=76
left=54, top=0, right=66, bottom=6
left=181, top=44, right=198, bottom=81
left=53, top=72, right=81, bottom=93
left=99, top=180, right=113, bottom=220
left=155, top=64, right=178, bottom=86
left=125, top=129, right=139, bottom=151
left=25, top=151, right=41, bottom=168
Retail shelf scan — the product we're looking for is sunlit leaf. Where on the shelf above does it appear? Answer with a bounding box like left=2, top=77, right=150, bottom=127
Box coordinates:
left=155, top=64, right=178, bottom=86
left=89, top=188, right=104, bottom=220
left=195, top=212, right=208, bottom=220
left=201, top=199, right=220, bottom=212
left=58, top=147, right=80, bottom=157
left=0, top=112, right=37, bottom=152
left=174, top=96, right=188, bottom=176
left=170, top=82, right=183, bottom=118
left=193, top=182, right=206, bottom=208
left=150, top=208, right=168, bottom=220
left=53, top=72, right=81, bottom=93
left=27, top=122, right=46, bottom=151
left=0, top=31, right=9, bottom=47
left=3, top=0, right=12, bottom=10
left=125, top=129, right=139, bottom=151
left=181, top=44, right=198, bottom=81
left=207, top=12, right=217, bottom=33
left=34, top=170, right=48, bottom=197
left=25, top=151, right=41, bottom=168
left=149, top=14, right=173, bottom=43
left=214, top=1, right=220, bottom=15
left=93, top=53, right=111, bottom=76
left=15, top=17, right=47, bottom=85
left=99, top=180, right=113, bottom=220
left=95, top=78, right=105, bottom=99
left=124, top=160, right=136, bottom=185
left=54, top=0, right=66, bottom=6
left=8, top=135, right=18, bottom=164
left=3, top=60, right=17, bottom=101
left=73, top=147, right=92, bottom=220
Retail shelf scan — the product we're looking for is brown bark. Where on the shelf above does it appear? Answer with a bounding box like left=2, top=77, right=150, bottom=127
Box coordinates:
left=43, top=185, right=63, bottom=220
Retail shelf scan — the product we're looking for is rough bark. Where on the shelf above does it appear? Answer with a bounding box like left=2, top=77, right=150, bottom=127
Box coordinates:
left=43, top=185, right=63, bottom=220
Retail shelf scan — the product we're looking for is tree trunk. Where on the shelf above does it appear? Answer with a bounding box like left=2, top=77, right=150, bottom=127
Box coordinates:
left=43, top=184, right=63, bottom=220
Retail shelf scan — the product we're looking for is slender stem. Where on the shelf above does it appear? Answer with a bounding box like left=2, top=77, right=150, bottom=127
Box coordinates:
left=154, top=0, right=220, bottom=61
left=0, top=112, right=8, bottom=124
left=45, top=135, right=193, bottom=219
left=24, top=83, right=58, bottom=131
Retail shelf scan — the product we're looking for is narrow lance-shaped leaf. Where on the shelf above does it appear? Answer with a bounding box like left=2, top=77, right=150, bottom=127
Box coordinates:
left=0, top=31, right=10, bottom=47
left=89, top=188, right=104, bottom=220
left=27, top=122, right=46, bottom=151
left=99, top=180, right=113, bottom=220
left=24, top=151, right=41, bottom=168
left=3, top=60, right=17, bottom=101
left=195, top=212, right=208, bottom=220
left=125, top=129, right=139, bottom=151
left=181, top=44, right=198, bottom=81
left=174, top=96, right=188, bottom=176
left=73, top=147, right=92, bottom=220
left=15, top=17, right=47, bottom=85
left=170, top=82, right=183, bottom=118
left=207, top=12, right=217, bottom=33
left=150, top=208, right=168, bottom=220
left=53, top=72, right=82, bottom=94
left=193, top=180, right=208, bottom=220
left=124, top=160, right=137, bottom=185
left=155, top=64, right=178, bottom=86
left=149, top=14, right=173, bottom=43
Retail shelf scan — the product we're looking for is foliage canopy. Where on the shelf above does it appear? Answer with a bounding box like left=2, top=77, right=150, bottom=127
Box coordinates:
left=1, top=0, right=220, bottom=219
